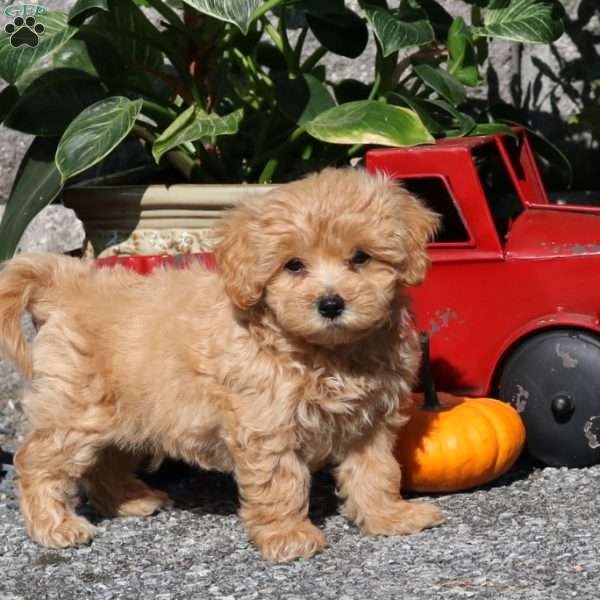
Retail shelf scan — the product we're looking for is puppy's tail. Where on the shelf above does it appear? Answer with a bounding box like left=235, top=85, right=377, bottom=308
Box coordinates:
left=0, top=253, right=80, bottom=379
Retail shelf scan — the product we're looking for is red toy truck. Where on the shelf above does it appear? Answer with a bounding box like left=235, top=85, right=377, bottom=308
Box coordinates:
left=99, top=129, right=600, bottom=468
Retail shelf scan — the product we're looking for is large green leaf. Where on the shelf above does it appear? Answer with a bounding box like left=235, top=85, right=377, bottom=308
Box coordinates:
left=152, top=107, right=243, bottom=163
left=397, top=95, right=475, bottom=136
left=304, top=100, right=434, bottom=147
left=394, top=94, right=447, bottom=134
left=0, top=85, right=19, bottom=122
left=428, top=99, right=476, bottom=136
left=53, top=37, right=97, bottom=76
left=418, top=0, right=453, bottom=38
left=56, top=96, right=143, bottom=183
left=306, top=8, right=368, bottom=59
left=414, top=63, right=466, bottom=106
left=365, top=2, right=435, bottom=57
left=5, top=68, right=106, bottom=136
left=53, top=32, right=164, bottom=101
left=469, top=122, right=517, bottom=136
left=0, top=137, right=62, bottom=260
left=0, top=12, right=77, bottom=84
left=447, top=18, right=480, bottom=86
left=474, top=0, right=564, bottom=43
left=53, top=33, right=131, bottom=85
left=87, top=0, right=163, bottom=69
left=179, top=0, right=261, bottom=34
left=274, top=73, right=336, bottom=126
left=69, top=0, right=109, bottom=24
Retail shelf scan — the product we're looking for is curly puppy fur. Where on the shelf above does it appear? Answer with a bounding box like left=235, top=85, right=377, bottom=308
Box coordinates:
left=0, top=168, right=444, bottom=561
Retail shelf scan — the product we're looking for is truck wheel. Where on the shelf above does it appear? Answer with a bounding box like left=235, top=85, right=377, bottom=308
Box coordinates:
left=498, top=329, right=600, bottom=467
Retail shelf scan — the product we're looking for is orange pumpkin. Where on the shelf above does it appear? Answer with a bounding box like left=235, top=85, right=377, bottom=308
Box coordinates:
left=395, top=335, right=526, bottom=492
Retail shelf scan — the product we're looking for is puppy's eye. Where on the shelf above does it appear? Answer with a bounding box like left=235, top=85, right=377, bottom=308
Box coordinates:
left=285, top=259, right=305, bottom=273
left=351, top=250, right=370, bottom=266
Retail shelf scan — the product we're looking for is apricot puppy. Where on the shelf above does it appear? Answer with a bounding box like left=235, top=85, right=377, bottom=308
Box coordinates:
left=0, top=168, right=443, bottom=561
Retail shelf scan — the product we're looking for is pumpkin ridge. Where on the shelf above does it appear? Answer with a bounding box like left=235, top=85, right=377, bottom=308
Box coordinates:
left=456, top=402, right=499, bottom=488
left=462, top=398, right=524, bottom=475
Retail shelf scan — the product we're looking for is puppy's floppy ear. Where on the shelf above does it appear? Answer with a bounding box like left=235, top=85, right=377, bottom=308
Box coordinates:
left=388, top=184, right=441, bottom=287
left=214, top=201, right=268, bottom=310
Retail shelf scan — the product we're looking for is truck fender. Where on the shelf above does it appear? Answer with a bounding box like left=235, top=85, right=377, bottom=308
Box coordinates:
left=487, top=312, right=600, bottom=394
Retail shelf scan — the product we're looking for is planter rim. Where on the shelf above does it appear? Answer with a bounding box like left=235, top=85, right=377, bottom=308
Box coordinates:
left=66, top=183, right=280, bottom=190
left=63, top=182, right=279, bottom=211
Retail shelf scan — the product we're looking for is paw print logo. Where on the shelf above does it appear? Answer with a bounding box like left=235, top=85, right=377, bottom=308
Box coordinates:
left=4, top=16, right=45, bottom=48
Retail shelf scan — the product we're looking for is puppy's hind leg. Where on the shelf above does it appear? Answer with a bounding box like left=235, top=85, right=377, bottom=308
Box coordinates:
left=15, top=428, right=106, bottom=549
left=83, top=447, right=172, bottom=518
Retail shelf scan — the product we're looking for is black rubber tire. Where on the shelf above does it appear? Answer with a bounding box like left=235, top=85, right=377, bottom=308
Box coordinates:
left=498, top=329, right=600, bottom=467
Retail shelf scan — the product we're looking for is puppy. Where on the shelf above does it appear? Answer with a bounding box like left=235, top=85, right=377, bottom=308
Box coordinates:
left=0, top=168, right=443, bottom=561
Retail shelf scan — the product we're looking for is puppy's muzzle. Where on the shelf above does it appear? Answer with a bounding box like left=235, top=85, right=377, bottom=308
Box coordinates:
left=318, top=294, right=345, bottom=320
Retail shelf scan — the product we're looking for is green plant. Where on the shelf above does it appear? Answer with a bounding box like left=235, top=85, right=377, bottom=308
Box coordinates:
left=0, top=0, right=564, bottom=259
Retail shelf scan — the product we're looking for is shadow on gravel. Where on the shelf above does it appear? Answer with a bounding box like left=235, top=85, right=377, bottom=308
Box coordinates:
left=81, top=460, right=340, bottom=526
left=76, top=454, right=539, bottom=525
left=0, top=448, right=13, bottom=483
left=404, top=453, right=541, bottom=500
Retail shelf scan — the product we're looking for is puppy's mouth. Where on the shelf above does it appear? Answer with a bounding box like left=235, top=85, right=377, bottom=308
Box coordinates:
left=308, top=311, right=380, bottom=346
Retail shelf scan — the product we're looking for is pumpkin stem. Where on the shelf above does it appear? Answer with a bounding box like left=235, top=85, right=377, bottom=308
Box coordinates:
left=419, top=332, right=443, bottom=411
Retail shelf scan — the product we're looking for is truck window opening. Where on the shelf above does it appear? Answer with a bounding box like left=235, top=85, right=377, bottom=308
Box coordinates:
left=401, top=177, right=470, bottom=244
left=472, top=145, right=524, bottom=241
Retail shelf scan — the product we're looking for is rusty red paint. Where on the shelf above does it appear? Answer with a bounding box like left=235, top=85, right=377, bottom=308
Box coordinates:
left=96, top=252, right=217, bottom=273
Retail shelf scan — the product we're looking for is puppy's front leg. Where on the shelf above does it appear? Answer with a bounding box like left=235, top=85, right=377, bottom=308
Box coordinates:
left=336, top=424, right=445, bottom=536
left=234, top=441, right=327, bottom=561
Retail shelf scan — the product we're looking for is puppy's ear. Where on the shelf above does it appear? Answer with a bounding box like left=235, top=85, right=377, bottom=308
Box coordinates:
left=214, top=202, right=266, bottom=310
left=389, top=185, right=441, bottom=287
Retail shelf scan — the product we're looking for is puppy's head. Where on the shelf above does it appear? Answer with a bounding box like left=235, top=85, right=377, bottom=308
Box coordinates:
left=215, top=168, right=440, bottom=346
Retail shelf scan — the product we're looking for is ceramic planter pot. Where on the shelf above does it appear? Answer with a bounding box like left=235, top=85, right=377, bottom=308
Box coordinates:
left=62, top=183, right=277, bottom=257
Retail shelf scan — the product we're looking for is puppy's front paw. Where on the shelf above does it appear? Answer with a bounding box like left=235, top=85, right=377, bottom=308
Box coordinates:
left=361, top=500, right=445, bottom=536
left=29, top=515, right=96, bottom=549
left=255, top=521, right=327, bottom=562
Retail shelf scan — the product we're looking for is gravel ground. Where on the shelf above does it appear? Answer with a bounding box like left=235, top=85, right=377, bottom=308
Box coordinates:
left=2, top=387, right=600, bottom=600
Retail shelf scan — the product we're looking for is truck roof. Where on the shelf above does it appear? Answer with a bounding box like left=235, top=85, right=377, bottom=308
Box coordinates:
left=368, top=132, right=505, bottom=157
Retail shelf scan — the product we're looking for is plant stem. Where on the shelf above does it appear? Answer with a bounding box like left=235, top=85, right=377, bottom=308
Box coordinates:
left=131, top=124, right=196, bottom=181
left=471, top=5, right=488, bottom=64
left=262, top=19, right=284, bottom=53
left=141, top=101, right=177, bottom=128
left=252, top=112, right=274, bottom=164
left=374, top=37, right=398, bottom=96
left=131, top=124, right=156, bottom=144
left=347, top=143, right=364, bottom=158
left=252, top=0, right=287, bottom=21
left=278, top=8, right=298, bottom=74
left=259, top=158, right=279, bottom=183
left=367, top=73, right=382, bottom=101
left=419, top=333, right=442, bottom=411
left=294, top=24, right=309, bottom=66
left=251, top=126, right=306, bottom=167
left=391, top=48, right=449, bottom=90
left=302, top=46, right=327, bottom=72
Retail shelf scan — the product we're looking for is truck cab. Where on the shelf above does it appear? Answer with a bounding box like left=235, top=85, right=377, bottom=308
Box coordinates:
left=367, top=129, right=600, bottom=467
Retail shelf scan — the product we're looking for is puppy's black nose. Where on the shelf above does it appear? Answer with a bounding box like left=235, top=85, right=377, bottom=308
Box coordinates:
left=318, top=294, right=345, bottom=320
